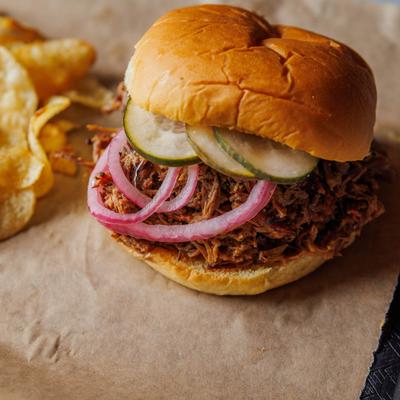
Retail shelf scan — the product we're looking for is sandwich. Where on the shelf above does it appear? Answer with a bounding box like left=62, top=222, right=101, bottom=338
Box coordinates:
left=87, top=4, right=389, bottom=295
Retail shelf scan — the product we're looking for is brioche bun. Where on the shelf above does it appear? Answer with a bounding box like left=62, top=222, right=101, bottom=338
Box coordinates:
left=115, top=235, right=340, bottom=295
left=125, top=4, right=376, bottom=162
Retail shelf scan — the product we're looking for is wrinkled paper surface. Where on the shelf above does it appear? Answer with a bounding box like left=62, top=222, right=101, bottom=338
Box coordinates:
left=0, top=1, right=399, bottom=399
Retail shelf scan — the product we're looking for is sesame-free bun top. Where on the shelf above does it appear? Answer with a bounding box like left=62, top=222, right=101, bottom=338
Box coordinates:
left=125, top=4, right=377, bottom=162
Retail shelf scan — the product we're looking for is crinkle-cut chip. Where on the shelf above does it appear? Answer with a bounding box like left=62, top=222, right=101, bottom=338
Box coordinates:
left=0, top=46, right=38, bottom=136
left=0, top=188, right=35, bottom=240
left=10, top=39, right=96, bottom=100
left=28, top=96, right=71, bottom=197
left=0, top=145, right=43, bottom=190
left=39, top=119, right=77, bottom=153
left=63, top=76, right=114, bottom=110
left=0, top=16, right=43, bottom=46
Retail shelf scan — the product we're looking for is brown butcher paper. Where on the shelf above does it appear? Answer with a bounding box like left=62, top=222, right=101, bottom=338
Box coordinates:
left=0, top=0, right=399, bottom=399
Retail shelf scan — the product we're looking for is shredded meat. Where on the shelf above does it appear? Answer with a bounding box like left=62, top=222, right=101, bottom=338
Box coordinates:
left=87, top=125, right=119, bottom=162
left=93, top=131, right=390, bottom=269
left=101, top=82, right=127, bottom=114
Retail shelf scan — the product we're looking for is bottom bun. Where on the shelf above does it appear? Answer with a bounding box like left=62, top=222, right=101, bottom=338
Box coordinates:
left=115, top=236, right=332, bottom=295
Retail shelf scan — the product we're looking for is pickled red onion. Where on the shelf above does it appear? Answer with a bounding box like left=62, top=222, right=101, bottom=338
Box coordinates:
left=88, top=134, right=277, bottom=243
left=107, top=131, right=148, bottom=206
left=108, top=131, right=199, bottom=212
left=158, top=164, right=199, bottom=212
left=88, top=147, right=180, bottom=224
left=100, top=179, right=276, bottom=243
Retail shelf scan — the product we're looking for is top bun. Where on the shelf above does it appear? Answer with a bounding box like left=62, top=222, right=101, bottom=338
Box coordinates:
left=125, top=4, right=376, bottom=161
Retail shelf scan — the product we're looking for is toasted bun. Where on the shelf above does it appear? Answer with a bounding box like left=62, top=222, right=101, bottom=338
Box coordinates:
left=115, top=236, right=331, bottom=295
left=125, top=4, right=376, bottom=162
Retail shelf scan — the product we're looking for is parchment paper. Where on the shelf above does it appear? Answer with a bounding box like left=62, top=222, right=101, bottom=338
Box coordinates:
left=0, top=1, right=399, bottom=399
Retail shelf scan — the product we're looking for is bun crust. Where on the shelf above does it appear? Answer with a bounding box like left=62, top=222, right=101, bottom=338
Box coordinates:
left=116, top=236, right=329, bottom=295
left=125, top=5, right=376, bottom=162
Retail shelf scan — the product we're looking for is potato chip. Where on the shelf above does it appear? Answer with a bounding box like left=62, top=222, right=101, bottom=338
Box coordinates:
left=0, top=188, right=35, bottom=240
left=49, top=152, right=77, bottom=176
left=0, top=16, right=43, bottom=47
left=0, top=46, right=38, bottom=136
left=39, top=123, right=67, bottom=152
left=49, top=119, right=77, bottom=134
left=28, top=96, right=71, bottom=197
left=63, top=76, right=114, bottom=110
left=11, top=39, right=96, bottom=99
left=0, top=46, right=40, bottom=191
left=0, top=146, right=43, bottom=190
left=39, top=118, right=77, bottom=153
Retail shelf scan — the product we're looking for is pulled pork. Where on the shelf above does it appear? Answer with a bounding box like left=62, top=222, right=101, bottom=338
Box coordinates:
left=95, top=137, right=390, bottom=269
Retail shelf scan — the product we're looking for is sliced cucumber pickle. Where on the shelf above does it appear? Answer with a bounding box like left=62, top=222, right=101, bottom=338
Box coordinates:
left=123, top=100, right=199, bottom=166
left=186, top=126, right=254, bottom=179
left=215, top=128, right=318, bottom=184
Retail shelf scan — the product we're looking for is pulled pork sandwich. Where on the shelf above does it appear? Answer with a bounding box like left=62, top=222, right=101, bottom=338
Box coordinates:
left=88, top=5, right=389, bottom=295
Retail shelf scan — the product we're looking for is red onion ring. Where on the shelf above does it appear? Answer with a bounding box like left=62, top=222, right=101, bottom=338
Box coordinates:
left=88, top=147, right=180, bottom=224
left=100, top=179, right=276, bottom=243
left=108, top=131, right=199, bottom=212
left=88, top=133, right=276, bottom=243
left=157, top=164, right=198, bottom=212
